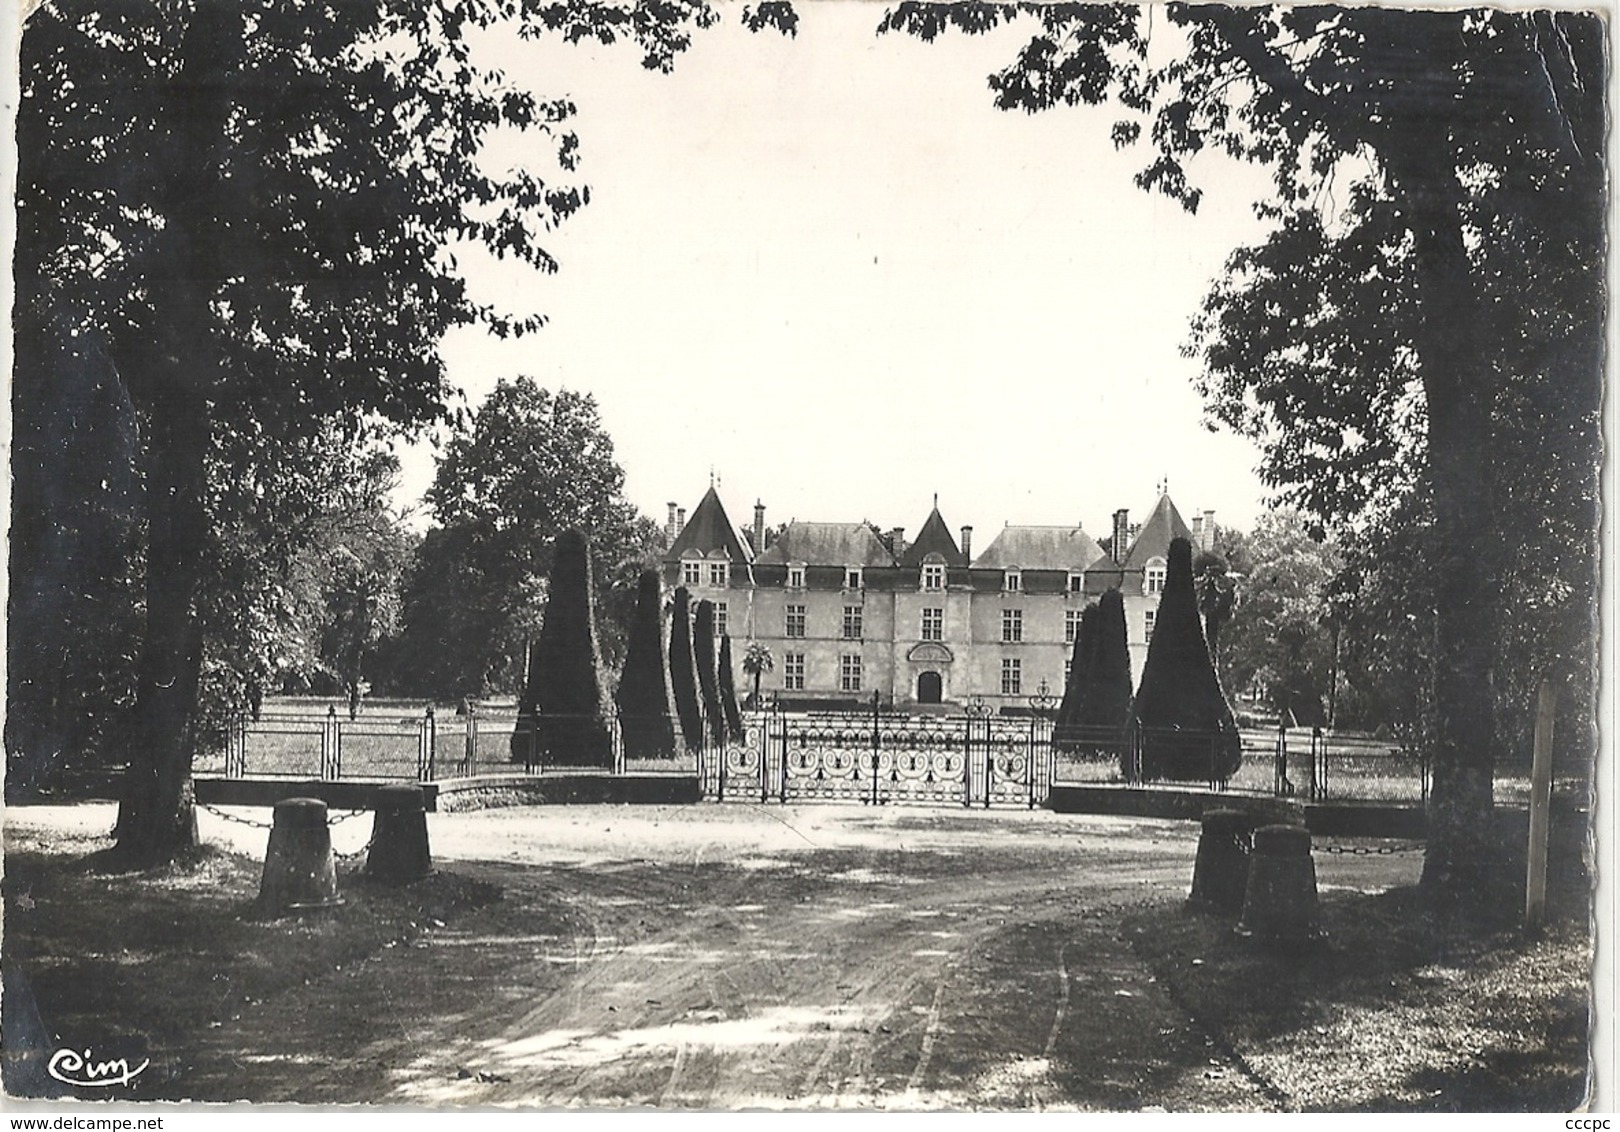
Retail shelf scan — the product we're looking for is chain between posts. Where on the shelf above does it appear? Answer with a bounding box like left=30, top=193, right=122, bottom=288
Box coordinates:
left=1316, top=842, right=1425, bottom=856
left=198, top=801, right=375, bottom=862
left=198, top=801, right=274, bottom=830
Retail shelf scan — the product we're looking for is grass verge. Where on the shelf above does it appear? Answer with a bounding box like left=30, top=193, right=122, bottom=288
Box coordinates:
left=1123, top=855, right=1592, bottom=1110
left=2, top=819, right=501, bottom=1100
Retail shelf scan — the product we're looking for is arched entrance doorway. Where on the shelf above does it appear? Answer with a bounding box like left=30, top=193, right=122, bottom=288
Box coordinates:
left=917, top=670, right=943, bottom=704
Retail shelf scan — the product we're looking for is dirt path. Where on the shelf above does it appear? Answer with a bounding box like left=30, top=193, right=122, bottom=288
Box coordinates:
left=94, top=802, right=1410, bottom=1110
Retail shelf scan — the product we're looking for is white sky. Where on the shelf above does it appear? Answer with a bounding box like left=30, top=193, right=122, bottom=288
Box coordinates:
left=396, top=3, right=1281, bottom=541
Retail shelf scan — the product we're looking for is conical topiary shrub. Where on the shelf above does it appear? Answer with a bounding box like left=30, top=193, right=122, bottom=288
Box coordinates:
left=1079, top=588, right=1134, bottom=775
left=616, top=568, right=677, bottom=760
left=1052, top=603, right=1098, bottom=753
left=693, top=600, right=727, bottom=748
left=668, top=586, right=705, bottom=751
left=510, top=528, right=613, bottom=768
left=718, top=633, right=745, bottom=743
left=1130, top=538, right=1242, bottom=782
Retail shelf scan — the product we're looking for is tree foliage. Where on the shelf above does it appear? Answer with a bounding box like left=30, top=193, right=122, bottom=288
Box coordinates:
left=512, top=528, right=612, bottom=768
left=667, top=586, right=705, bottom=751
left=885, top=2, right=1603, bottom=901
left=741, top=641, right=774, bottom=710
left=14, top=0, right=619, bottom=863
left=1131, top=539, right=1241, bottom=782
left=1079, top=588, right=1132, bottom=735
left=616, top=569, right=677, bottom=760
left=392, top=379, right=662, bottom=700
left=1221, top=509, right=1341, bottom=727
left=1051, top=603, right=1096, bottom=753
left=692, top=600, right=726, bottom=748
left=718, top=634, right=745, bottom=743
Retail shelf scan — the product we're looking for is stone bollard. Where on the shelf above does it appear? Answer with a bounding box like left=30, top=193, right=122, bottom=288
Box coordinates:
left=1187, top=808, right=1253, bottom=914
left=1235, top=824, right=1323, bottom=945
left=365, top=783, right=433, bottom=883
left=257, top=798, right=342, bottom=917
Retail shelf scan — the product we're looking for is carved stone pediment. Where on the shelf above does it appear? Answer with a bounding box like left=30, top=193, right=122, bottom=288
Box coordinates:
left=906, top=642, right=954, bottom=664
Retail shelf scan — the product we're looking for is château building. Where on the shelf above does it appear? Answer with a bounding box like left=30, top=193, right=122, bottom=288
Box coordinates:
left=661, top=485, right=1216, bottom=713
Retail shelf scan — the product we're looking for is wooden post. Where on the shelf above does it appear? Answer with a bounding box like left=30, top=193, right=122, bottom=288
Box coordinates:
left=1525, top=680, right=1558, bottom=930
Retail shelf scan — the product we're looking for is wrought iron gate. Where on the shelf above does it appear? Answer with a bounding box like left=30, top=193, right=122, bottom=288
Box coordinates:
left=707, top=698, right=1053, bottom=808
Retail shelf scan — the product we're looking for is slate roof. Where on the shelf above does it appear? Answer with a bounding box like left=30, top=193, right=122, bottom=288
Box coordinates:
left=899, top=506, right=967, bottom=568
left=664, top=486, right=752, bottom=563
left=970, top=526, right=1108, bottom=571
left=754, top=522, right=896, bottom=567
left=1122, top=493, right=1195, bottom=570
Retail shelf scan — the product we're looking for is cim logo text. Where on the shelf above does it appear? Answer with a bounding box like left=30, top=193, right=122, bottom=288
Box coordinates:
left=47, top=1047, right=149, bottom=1088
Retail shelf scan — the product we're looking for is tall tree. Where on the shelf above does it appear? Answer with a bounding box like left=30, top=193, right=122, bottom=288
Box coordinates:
left=692, top=601, right=726, bottom=748
left=1079, top=590, right=1132, bottom=728
left=1220, top=510, right=1341, bottom=726
left=512, top=529, right=612, bottom=768
left=16, top=0, right=604, bottom=865
left=397, top=379, right=661, bottom=700
left=616, top=569, right=677, bottom=760
left=741, top=641, right=774, bottom=710
left=884, top=3, right=1603, bottom=902
left=717, top=634, right=745, bottom=743
left=668, top=586, right=705, bottom=751
left=1051, top=603, right=1096, bottom=753
left=1131, top=539, right=1241, bottom=783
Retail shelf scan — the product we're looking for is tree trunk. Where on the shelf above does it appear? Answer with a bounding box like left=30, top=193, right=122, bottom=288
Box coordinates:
left=114, top=378, right=208, bottom=865
left=1383, top=147, right=1502, bottom=904
left=111, top=6, right=238, bottom=866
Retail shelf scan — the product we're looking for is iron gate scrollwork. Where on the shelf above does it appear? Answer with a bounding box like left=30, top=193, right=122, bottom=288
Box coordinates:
left=730, top=696, right=1052, bottom=808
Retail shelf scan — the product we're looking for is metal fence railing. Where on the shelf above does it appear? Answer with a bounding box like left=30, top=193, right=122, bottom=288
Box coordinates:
left=219, top=705, right=706, bottom=783
left=1048, top=720, right=1430, bottom=803
left=214, top=701, right=1433, bottom=805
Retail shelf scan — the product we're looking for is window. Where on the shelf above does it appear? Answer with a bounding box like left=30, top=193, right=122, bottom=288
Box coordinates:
left=788, top=565, right=805, bottom=589
left=713, top=602, right=727, bottom=637
left=1001, top=657, right=1022, bottom=696
left=845, top=567, right=863, bottom=590
left=682, top=559, right=701, bottom=586
left=842, top=605, right=863, bottom=640
left=1004, top=570, right=1022, bottom=592
left=1065, top=609, right=1083, bottom=643
left=784, top=652, right=805, bottom=691
left=1064, top=658, right=1072, bottom=684
left=1002, top=608, right=1023, bottom=643
left=922, top=562, right=945, bottom=590
left=708, top=561, right=729, bottom=587
left=1068, top=572, right=1085, bottom=594
left=1144, top=609, right=1156, bottom=642
left=840, top=654, right=863, bottom=693
left=1145, top=559, right=1167, bottom=595
left=921, top=607, right=944, bottom=642
left=786, top=604, right=806, bottom=638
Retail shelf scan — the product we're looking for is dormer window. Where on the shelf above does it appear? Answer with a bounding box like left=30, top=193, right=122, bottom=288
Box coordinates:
left=845, top=567, right=863, bottom=591
left=1068, top=572, right=1084, bottom=594
left=681, top=556, right=702, bottom=586
left=788, top=564, right=806, bottom=589
left=1004, top=569, right=1022, bottom=593
left=708, top=561, right=729, bottom=588
left=1145, top=557, right=1167, bottom=595
left=921, top=562, right=945, bottom=591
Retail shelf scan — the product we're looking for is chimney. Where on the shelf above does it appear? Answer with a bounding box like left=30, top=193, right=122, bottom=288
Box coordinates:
left=753, top=500, right=766, bottom=556
left=1191, top=515, right=1203, bottom=546
left=889, top=527, right=906, bottom=559
left=1111, top=509, right=1130, bottom=565
left=960, top=525, right=973, bottom=562
left=1203, top=510, right=1217, bottom=553
left=666, top=502, right=679, bottom=543
left=677, top=507, right=687, bottom=536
